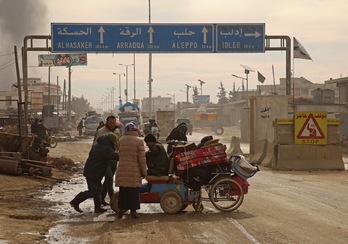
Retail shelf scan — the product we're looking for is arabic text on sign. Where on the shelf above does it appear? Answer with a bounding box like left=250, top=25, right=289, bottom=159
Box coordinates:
left=57, top=27, right=92, bottom=36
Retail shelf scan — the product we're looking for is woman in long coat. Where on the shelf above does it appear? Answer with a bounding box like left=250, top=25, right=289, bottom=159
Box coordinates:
left=115, top=122, right=147, bottom=219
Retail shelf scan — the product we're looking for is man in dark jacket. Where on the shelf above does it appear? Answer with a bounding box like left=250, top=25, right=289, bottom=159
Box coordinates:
left=144, top=133, right=169, bottom=176
left=140, top=134, right=169, bottom=193
left=94, top=115, right=121, bottom=206
left=70, top=133, right=119, bottom=213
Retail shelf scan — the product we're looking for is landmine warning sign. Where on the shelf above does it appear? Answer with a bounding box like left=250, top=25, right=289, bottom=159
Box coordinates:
left=295, top=112, right=327, bottom=145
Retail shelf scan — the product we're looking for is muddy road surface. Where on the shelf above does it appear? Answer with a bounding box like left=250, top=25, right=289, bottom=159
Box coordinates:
left=1, top=129, right=348, bottom=243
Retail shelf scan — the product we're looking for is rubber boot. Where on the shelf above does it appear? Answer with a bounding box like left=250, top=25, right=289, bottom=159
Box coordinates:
left=94, top=194, right=107, bottom=213
left=70, top=192, right=88, bottom=213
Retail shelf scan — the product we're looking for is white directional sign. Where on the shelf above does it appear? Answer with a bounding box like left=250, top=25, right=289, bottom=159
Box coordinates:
left=51, top=23, right=265, bottom=53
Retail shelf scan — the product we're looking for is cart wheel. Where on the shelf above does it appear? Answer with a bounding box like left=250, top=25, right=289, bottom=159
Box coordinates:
left=208, top=177, right=244, bottom=212
left=160, top=191, right=183, bottom=214
left=193, top=202, right=204, bottom=213
left=214, top=127, right=224, bottom=135
left=110, top=192, right=119, bottom=213
left=49, top=137, right=58, bottom=148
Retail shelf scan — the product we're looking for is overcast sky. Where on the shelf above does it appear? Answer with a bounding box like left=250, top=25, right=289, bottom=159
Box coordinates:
left=1, top=0, right=348, bottom=108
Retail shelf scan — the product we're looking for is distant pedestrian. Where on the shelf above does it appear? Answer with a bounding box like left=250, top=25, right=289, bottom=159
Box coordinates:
left=70, top=133, right=119, bottom=213
left=77, top=120, right=84, bottom=136
left=96, top=121, right=105, bottom=132
left=115, top=122, right=147, bottom=219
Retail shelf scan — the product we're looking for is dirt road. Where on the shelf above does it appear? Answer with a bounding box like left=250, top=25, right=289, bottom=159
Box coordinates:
left=1, top=132, right=348, bottom=243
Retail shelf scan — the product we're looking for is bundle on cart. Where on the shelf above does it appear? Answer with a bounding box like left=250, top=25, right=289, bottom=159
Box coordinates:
left=174, top=142, right=229, bottom=190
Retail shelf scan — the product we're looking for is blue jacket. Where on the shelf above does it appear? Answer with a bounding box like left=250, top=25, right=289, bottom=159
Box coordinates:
left=83, top=135, right=119, bottom=181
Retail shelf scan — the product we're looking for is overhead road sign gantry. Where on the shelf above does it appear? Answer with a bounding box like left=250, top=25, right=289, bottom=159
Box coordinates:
left=51, top=23, right=214, bottom=53
left=216, top=23, right=265, bottom=53
left=51, top=23, right=265, bottom=53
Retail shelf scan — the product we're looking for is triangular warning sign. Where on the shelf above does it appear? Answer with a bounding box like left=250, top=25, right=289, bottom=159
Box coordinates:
left=297, top=113, right=325, bottom=139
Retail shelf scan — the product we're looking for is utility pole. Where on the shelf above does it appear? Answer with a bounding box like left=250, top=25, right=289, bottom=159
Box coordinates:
left=48, top=66, right=51, bottom=117
left=148, top=0, right=153, bottom=119
left=185, top=84, right=191, bottom=103
left=57, top=76, right=59, bottom=117
left=198, top=79, right=205, bottom=95
left=67, top=66, right=72, bottom=125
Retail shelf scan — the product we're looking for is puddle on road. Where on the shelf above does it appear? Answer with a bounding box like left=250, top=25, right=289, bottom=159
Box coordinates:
left=42, top=136, right=245, bottom=242
left=42, top=173, right=164, bottom=243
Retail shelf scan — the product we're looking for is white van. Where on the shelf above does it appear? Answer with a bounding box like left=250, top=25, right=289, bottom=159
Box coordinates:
left=84, top=116, right=103, bottom=136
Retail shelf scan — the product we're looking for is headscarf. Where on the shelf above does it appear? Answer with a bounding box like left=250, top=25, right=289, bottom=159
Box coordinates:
left=124, top=121, right=138, bottom=132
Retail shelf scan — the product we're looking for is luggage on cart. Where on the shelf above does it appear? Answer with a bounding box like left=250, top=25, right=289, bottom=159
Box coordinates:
left=231, top=155, right=259, bottom=180
left=174, top=141, right=229, bottom=190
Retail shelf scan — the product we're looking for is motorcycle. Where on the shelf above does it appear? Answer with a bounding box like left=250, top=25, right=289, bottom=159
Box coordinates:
left=44, top=131, right=58, bottom=148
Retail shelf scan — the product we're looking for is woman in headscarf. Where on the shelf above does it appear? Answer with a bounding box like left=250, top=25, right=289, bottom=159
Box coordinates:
left=165, top=122, right=188, bottom=155
left=115, top=122, right=147, bottom=219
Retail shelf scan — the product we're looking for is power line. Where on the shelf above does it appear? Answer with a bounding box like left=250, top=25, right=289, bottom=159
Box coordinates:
left=0, top=51, right=14, bottom=57
left=0, top=60, right=15, bottom=71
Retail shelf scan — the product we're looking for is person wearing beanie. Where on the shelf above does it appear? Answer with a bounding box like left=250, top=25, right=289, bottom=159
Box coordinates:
left=138, top=133, right=170, bottom=194
left=115, top=122, right=147, bottom=219
left=144, top=133, right=169, bottom=177
left=70, top=134, right=119, bottom=214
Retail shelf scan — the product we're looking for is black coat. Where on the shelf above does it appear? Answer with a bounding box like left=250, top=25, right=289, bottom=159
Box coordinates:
left=83, top=135, right=119, bottom=181
left=166, top=123, right=188, bottom=142
left=146, top=143, right=169, bottom=176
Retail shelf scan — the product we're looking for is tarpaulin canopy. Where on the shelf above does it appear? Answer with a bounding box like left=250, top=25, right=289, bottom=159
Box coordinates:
left=119, top=102, right=140, bottom=113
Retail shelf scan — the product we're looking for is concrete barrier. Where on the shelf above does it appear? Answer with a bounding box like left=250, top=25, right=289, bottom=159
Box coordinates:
left=226, top=136, right=244, bottom=157
left=273, top=144, right=344, bottom=170
left=260, top=142, right=275, bottom=167
left=249, top=139, right=268, bottom=165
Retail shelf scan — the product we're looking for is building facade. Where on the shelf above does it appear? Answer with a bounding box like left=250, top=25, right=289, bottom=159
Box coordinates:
left=257, top=77, right=339, bottom=103
left=0, top=77, right=62, bottom=113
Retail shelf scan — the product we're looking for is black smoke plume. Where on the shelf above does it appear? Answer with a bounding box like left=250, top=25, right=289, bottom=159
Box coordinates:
left=0, top=0, right=47, bottom=89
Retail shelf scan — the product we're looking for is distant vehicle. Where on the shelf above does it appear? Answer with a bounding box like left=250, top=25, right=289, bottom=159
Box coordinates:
left=84, top=116, right=103, bottom=136
left=175, top=118, right=193, bottom=135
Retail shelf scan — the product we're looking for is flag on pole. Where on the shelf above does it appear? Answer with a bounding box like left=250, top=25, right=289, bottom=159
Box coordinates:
left=293, top=37, right=312, bottom=60
left=258, top=71, right=266, bottom=83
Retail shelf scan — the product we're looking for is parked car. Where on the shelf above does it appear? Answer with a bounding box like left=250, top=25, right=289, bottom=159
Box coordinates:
left=84, top=116, right=104, bottom=136
left=175, top=118, right=193, bottom=135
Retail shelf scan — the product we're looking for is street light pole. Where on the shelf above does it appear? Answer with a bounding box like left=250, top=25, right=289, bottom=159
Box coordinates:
left=185, top=84, right=191, bottom=103
left=119, top=63, right=134, bottom=103
left=133, top=53, right=136, bottom=101
left=148, top=0, right=153, bottom=119
left=113, top=72, right=125, bottom=107
left=231, top=74, right=247, bottom=98
left=240, top=64, right=255, bottom=98
left=198, top=79, right=205, bottom=95
left=108, top=87, right=115, bottom=113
